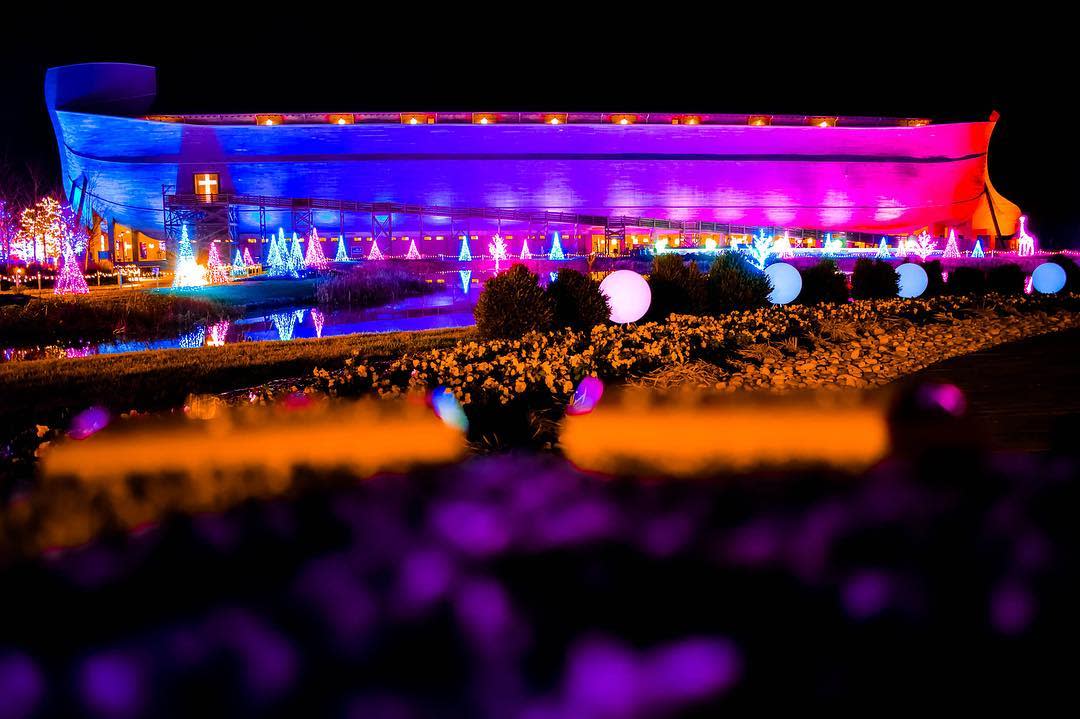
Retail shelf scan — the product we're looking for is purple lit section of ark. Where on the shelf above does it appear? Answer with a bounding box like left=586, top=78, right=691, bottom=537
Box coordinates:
left=46, top=63, right=1014, bottom=238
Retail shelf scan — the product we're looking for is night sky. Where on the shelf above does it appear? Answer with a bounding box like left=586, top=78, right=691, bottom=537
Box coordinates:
left=2, top=18, right=1075, bottom=246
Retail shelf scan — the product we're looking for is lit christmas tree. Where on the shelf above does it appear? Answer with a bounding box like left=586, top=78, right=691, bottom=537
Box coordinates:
left=942, top=229, right=960, bottom=258
left=912, top=231, right=936, bottom=261
left=457, top=235, right=472, bottom=261
left=489, top=233, right=508, bottom=272
left=335, top=235, right=349, bottom=262
left=304, top=228, right=330, bottom=270
left=231, top=248, right=247, bottom=277
left=749, top=230, right=774, bottom=269
left=287, top=232, right=306, bottom=276
left=1016, top=215, right=1036, bottom=256
left=772, top=232, right=793, bottom=259
left=896, top=236, right=909, bottom=258
left=206, top=242, right=231, bottom=284
left=459, top=269, right=471, bottom=293
left=172, top=224, right=205, bottom=288
left=519, top=238, right=532, bottom=260
left=367, top=238, right=385, bottom=261
left=971, top=239, right=985, bottom=259
left=548, top=231, right=565, bottom=261
left=54, top=241, right=89, bottom=295
left=405, top=237, right=422, bottom=260
left=271, top=311, right=297, bottom=341
left=876, top=238, right=891, bottom=259
left=265, top=230, right=287, bottom=276
left=822, top=233, right=843, bottom=254
left=242, top=247, right=255, bottom=267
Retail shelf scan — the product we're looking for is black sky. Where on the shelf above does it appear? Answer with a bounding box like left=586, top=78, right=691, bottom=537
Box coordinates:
left=2, top=14, right=1075, bottom=246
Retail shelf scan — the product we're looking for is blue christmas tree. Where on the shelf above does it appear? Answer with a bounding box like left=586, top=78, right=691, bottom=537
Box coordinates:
left=971, top=239, right=985, bottom=259
left=875, top=238, right=891, bottom=259
left=335, top=234, right=349, bottom=262
left=548, top=231, right=565, bottom=261
left=287, top=232, right=306, bottom=277
left=231, top=248, right=247, bottom=277
left=458, top=235, right=472, bottom=262
left=265, top=229, right=287, bottom=277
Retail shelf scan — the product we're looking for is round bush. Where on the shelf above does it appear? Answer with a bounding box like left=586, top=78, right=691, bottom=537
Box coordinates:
left=546, top=269, right=610, bottom=330
left=850, top=258, right=899, bottom=299
left=921, top=260, right=946, bottom=296
left=797, top=260, right=849, bottom=304
left=474, top=264, right=554, bottom=339
left=985, top=263, right=1025, bottom=294
left=645, top=254, right=707, bottom=320
left=705, top=252, right=771, bottom=314
left=946, top=266, right=986, bottom=295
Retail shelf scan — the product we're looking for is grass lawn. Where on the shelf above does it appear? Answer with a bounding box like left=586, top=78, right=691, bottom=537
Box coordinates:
left=0, top=326, right=474, bottom=431
left=152, top=277, right=318, bottom=309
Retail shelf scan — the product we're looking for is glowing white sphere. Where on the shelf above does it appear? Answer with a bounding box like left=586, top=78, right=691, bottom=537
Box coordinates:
left=896, top=263, right=928, bottom=298
left=763, top=262, right=802, bottom=304
left=1031, top=262, right=1067, bottom=294
left=600, top=270, right=651, bottom=323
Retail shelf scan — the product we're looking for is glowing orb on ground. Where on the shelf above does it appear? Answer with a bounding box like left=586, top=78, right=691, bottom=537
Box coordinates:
left=566, top=376, right=605, bottom=416
left=431, top=386, right=468, bottom=432
left=763, top=262, right=802, bottom=304
left=1031, top=262, right=1066, bottom=294
left=600, top=270, right=651, bottom=323
left=896, top=263, right=928, bottom=298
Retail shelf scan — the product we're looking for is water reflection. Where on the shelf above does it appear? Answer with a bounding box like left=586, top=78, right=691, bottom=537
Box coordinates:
left=2, top=264, right=579, bottom=362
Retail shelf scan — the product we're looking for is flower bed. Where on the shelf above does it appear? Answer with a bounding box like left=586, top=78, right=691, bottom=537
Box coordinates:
left=315, top=294, right=1080, bottom=443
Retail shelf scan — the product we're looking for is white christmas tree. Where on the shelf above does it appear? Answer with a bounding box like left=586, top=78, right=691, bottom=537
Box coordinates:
left=172, top=224, right=205, bottom=288
left=304, top=228, right=330, bottom=270
left=311, top=308, right=325, bottom=338
left=875, top=238, right=891, bottom=259
left=335, top=235, right=349, bottom=262
left=912, top=231, right=936, bottom=261
left=519, top=237, right=532, bottom=260
left=231, top=248, right=247, bottom=277
left=971, top=239, right=985, bottom=259
left=287, top=232, right=306, bottom=276
left=548, top=231, right=565, bottom=261
left=822, top=233, right=843, bottom=254
left=489, top=233, right=508, bottom=272
left=749, top=230, right=774, bottom=269
left=772, top=232, right=794, bottom=259
left=367, top=238, right=385, bottom=260
left=458, top=235, right=472, bottom=261
left=405, top=238, right=422, bottom=260
left=942, top=229, right=960, bottom=258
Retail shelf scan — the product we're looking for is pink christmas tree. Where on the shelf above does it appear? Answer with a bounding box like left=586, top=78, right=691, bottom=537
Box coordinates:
left=206, top=242, right=231, bottom=284
left=367, top=238, right=385, bottom=260
left=304, top=228, right=330, bottom=270
left=54, top=242, right=89, bottom=295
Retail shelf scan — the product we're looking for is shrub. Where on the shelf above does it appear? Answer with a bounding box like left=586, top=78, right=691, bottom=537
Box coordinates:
left=646, top=254, right=707, bottom=320
left=1048, top=255, right=1080, bottom=291
left=850, top=259, right=899, bottom=299
left=474, top=264, right=553, bottom=339
left=986, top=263, right=1026, bottom=294
left=921, top=260, right=946, bottom=296
left=946, top=266, right=986, bottom=295
left=705, top=252, right=772, bottom=314
left=315, top=266, right=433, bottom=309
left=797, top=260, right=849, bottom=304
left=546, top=269, right=610, bottom=331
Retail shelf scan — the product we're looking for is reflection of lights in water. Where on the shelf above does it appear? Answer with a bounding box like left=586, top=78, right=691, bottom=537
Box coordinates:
left=566, top=376, right=604, bottom=416
left=460, top=270, right=472, bottom=293
left=68, top=406, right=110, bottom=439
left=207, top=320, right=229, bottom=347
left=1024, top=275, right=1033, bottom=294
left=65, top=345, right=95, bottom=358
left=550, top=271, right=559, bottom=283
left=271, top=312, right=297, bottom=341
left=311, top=308, right=325, bottom=338
left=915, top=383, right=966, bottom=416
left=179, top=327, right=206, bottom=349
left=293, top=308, right=307, bottom=324
left=431, top=386, right=468, bottom=432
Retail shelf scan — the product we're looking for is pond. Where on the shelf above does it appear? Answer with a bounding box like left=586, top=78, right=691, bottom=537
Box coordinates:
left=1, top=269, right=499, bottom=362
